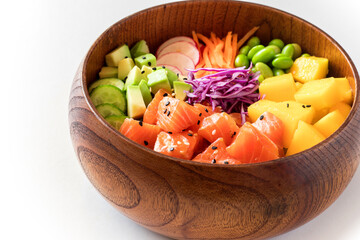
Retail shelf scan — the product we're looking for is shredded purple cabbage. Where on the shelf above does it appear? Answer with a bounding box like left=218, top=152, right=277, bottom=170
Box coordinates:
left=185, top=65, right=260, bottom=124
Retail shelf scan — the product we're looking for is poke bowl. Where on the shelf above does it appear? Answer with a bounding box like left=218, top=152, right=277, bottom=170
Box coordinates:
left=69, top=0, right=360, bottom=239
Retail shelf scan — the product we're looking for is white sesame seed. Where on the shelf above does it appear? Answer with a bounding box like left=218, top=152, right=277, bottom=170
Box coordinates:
left=212, top=129, right=216, bottom=135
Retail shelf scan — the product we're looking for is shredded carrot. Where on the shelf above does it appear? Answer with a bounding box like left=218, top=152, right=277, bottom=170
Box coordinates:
left=214, top=41, right=226, bottom=68
left=224, top=31, right=233, bottom=65
left=197, top=33, right=215, bottom=49
left=237, top=26, right=260, bottom=50
left=192, top=31, right=201, bottom=53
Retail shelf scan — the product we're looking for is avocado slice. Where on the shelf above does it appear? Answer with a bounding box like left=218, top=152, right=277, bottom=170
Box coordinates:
left=138, top=80, right=152, bottom=106
left=99, top=67, right=118, bottom=79
left=130, top=40, right=150, bottom=58
left=147, top=68, right=172, bottom=94
left=140, top=65, right=153, bottom=81
left=118, top=57, right=135, bottom=80
left=125, top=66, right=144, bottom=89
left=126, top=85, right=146, bottom=119
left=135, top=53, right=156, bottom=68
left=174, top=81, right=192, bottom=101
left=156, top=66, right=178, bottom=87
left=105, top=44, right=131, bottom=67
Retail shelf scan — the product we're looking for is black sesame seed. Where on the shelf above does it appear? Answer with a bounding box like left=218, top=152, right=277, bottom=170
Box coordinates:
left=302, top=105, right=306, bottom=108
left=205, top=108, right=209, bottom=113
left=188, top=133, right=193, bottom=136
left=148, top=62, right=151, bottom=66
left=182, top=129, right=186, bottom=132
left=164, top=109, right=167, bottom=114
left=144, top=140, right=148, bottom=146
left=169, top=147, right=174, bottom=151
left=165, top=101, right=170, bottom=106
left=163, top=93, right=168, bottom=97
left=224, top=161, right=229, bottom=164
left=287, top=103, right=289, bottom=108
left=211, top=146, right=218, bottom=150
left=139, top=121, right=143, bottom=126
left=167, top=111, right=171, bottom=116
left=142, top=56, right=146, bottom=59
left=231, top=131, right=237, bottom=138
left=306, top=105, right=311, bottom=108
left=183, top=77, right=187, bottom=80
left=259, top=115, right=264, bottom=120
left=197, top=120, right=200, bottom=125
left=124, top=76, right=128, bottom=81
left=162, top=66, right=166, bottom=69
left=199, top=113, right=202, bottom=117
left=152, top=67, right=156, bottom=70
left=168, top=131, right=172, bottom=134
left=141, top=70, right=145, bottom=74
left=125, top=56, right=129, bottom=58
left=211, top=159, right=216, bottom=164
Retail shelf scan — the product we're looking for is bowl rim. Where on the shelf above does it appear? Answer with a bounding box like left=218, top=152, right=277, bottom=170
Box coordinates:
left=80, top=0, right=359, bottom=168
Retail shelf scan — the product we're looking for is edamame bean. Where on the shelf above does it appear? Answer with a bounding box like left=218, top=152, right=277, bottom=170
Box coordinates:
left=272, top=68, right=285, bottom=76
left=281, top=44, right=295, bottom=58
left=247, top=45, right=264, bottom=60
left=258, top=75, right=265, bottom=83
left=267, top=45, right=281, bottom=54
left=251, top=67, right=257, bottom=73
left=272, top=56, right=294, bottom=69
left=268, top=39, right=285, bottom=50
left=301, top=53, right=311, bottom=57
left=239, top=45, right=251, bottom=55
left=252, top=46, right=278, bottom=64
left=255, top=62, right=273, bottom=79
left=234, top=54, right=250, bottom=68
left=275, top=53, right=287, bottom=58
left=292, top=43, right=302, bottom=59
left=247, top=36, right=261, bottom=48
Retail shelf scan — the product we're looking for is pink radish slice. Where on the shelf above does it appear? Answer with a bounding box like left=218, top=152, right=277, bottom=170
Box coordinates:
left=161, top=64, right=182, bottom=75
left=157, top=52, right=195, bottom=76
left=157, top=41, right=200, bottom=66
left=156, top=36, right=195, bottom=57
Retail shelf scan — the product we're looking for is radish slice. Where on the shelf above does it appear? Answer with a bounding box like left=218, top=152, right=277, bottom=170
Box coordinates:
left=156, top=36, right=195, bottom=57
left=161, top=64, right=182, bottom=75
left=157, top=41, right=200, bottom=66
left=157, top=53, right=195, bottom=76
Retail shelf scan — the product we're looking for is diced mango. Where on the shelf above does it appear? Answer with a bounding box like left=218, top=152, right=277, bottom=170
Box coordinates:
left=294, top=77, right=340, bottom=111
left=335, top=77, right=353, bottom=104
left=290, top=56, right=328, bottom=83
left=313, top=110, right=346, bottom=138
left=248, top=100, right=315, bottom=148
left=286, top=120, right=325, bottom=156
left=312, top=108, right=329, bottom=124
left=295, top=82, right=303, bottom=91
left=329, top=102, right=351, bottom=118
left=259, top=73, right=296, bottom=102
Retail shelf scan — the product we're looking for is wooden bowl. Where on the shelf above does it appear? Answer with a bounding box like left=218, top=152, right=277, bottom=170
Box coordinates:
left=69, top=1, right=360, bottom=239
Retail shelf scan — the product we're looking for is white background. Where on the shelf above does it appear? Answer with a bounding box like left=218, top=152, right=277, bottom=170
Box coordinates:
left=1, top=0, right=360, bottom=239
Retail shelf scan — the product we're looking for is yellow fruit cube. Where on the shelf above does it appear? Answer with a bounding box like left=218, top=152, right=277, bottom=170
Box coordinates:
left=295, top=82, right=303, bottom=91
left=329, top=102, right=351, bottom=118
left=248, top=100, right=315, bottom=148
left=335, top=78, right=353, bottom=105
left=286, top=121, right=325, bottom=156
left=294, top=77, right=340, bottom=111
left=313, top=110, right=346, bottom=138
left=312, top=108, right=329, bottom=124
left=290, top=56, right=328, bottom=83
left=259, top=73, right=296, bottom=102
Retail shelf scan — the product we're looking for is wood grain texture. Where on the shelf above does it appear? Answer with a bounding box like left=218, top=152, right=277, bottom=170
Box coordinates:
left=69, top=1, right=360, bottom=239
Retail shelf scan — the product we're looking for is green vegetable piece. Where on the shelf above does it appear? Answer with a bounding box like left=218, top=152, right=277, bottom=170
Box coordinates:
left=258, top=75, right=265, bottom=83
left=156, top=66, right=178, bottom=87
left=105, top=115, right=128, bottom=130
left=246, top=36, right=261, bottom=48
left=138, top=79, right=152, bottom=106
left=126, top=85, right=146, bottom=119
left=272, top=68, right=285, bottom=76
left=234, top=54, right=250, bottom=68
left=99, top=67, right=118, bottom=79
left=255, top=62, right=273, bottom=79
left=272, top=56, right=294, bottom=69
left=118, top=58, right=135, bottom=80
left=252, top=46, right=278, bottom=64
left=301, top=53, right=311, bottom=57
left=292, top=43, right=302, bottom=59
left=275, top=53, right=288, bottom=58
left=130, top=40, right=150, bottom=58
left=239, top=45, right=251, bottom=55
left=247, top=45, right=265, bottom=60
left=90, top=85, right=126, bottom=112
left=105, top=44, right=131, bottom=67
left=268, top=39, right=285, bottom=50
left=147, top=68, right=171, bottom=94
left=266, top=45, right=281, bottom=54
left=140, top=65, right=153, bottom=81
left=96, top=103, right=124, bottom=118
left=174, top=81, right=192, bottom=101
left=125, top=66, right=144, bottom=89
left=134, top=53, right=156, bottom=68
left=281, top=44, right=295, bottom=58
left=251, top=67, right=258, bottom=73
left=89, top=78, right=125, bottom=93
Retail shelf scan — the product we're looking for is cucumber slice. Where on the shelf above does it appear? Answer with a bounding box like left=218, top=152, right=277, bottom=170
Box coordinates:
left=105, top=115, right=128, bottom=130
left=90, top=85, right=126, bottom=112
left=95, top=103, right=124, bottom=118
left=89, top=78, right=125, bottom=93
